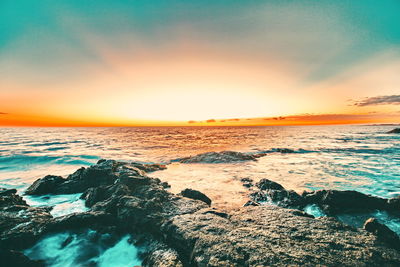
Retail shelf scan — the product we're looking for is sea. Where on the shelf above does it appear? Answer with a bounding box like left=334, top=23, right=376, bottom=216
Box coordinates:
left=1, top=125, right=400, bottom=266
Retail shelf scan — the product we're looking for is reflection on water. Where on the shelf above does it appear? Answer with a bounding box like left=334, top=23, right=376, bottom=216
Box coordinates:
left=0, top=125, right=399, bottom=210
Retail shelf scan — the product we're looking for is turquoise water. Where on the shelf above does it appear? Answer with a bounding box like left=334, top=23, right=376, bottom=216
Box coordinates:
left=1, top=125, right=399, bottom=199
left=1, top=125, right=400, bottom=265
left=24, top=230, right=142, bottom=267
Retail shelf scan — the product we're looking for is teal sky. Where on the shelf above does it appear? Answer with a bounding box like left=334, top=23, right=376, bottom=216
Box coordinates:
left=1, top=0, right=400, bottom=125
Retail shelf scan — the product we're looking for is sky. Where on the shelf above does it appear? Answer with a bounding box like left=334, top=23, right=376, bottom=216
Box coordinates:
left=1, top=0, right=400, bottom=126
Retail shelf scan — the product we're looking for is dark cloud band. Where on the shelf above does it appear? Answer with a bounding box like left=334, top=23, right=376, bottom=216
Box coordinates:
left=355, top=95, right=400, bottom=107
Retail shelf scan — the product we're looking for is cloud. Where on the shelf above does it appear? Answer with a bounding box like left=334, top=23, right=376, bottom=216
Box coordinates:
left=206, top=119, right=216, bottom=123
left=0, top=112, right=8, bottom=115
left=263, top=116, right=286, bottom=121
left=187, top=120, right=197, bottom=124
left=354, top=95, right=400, bottom=107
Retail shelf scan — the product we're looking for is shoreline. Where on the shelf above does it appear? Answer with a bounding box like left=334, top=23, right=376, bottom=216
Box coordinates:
left=2, top=158, right=400, bottom=266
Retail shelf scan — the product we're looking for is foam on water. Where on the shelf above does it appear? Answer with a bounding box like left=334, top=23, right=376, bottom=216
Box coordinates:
left=24, top=193, right=88, bottom=217
left=1, top=125, right=400, bottom=261
left=304, top=204, right=326, bottom=218
left=24, top=230, right=142, bottom=267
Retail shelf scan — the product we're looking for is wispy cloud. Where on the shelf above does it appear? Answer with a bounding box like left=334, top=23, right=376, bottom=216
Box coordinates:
left=0, top=112, right=8, bottom=115
left=354, top=95, right=400, bottom=107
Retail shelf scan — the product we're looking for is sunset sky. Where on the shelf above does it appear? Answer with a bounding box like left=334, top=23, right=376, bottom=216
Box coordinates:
left=1, top=0, right=400, bottom=126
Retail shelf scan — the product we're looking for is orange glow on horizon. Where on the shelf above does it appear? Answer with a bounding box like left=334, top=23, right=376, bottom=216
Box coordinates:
left=1, top=111, right=398, bottom=127
left=2, top=42, right=400, bottom=126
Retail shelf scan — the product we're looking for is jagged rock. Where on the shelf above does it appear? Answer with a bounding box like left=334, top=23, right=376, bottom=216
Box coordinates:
left=387, top=128, right=400, bottom=134
left=25, top=175, right=65, bottom=195
left=175, top=151, right=258, bottom=163
left=0, top=188, right=26, bottom=207
left=0, top=188, right=17, bottom=196
left=0, top=188, right=52, bottom=250
left=3, top=162, right=400, bottom=266
left=81, top=183, right=130, bottom=207
left=24, top=159, right=166, bottom=195
left=143, top=248, right=183, bottom=267
left=141, top=240, right=184, bottom=267
left=250, top=189, right=306, bottom=209
left=256, top=178, right=285, bottom=190
left=240, top=178, right=253, bottom=188
left=302, top=190, right=387, bottom=215
left=161, top=206, right=400, bottom=266
left=126, top=161, right=167, bottom=173
left=364, top=218, right=400, bottom=249
left=180, top=188, right=212, bottom=206
left=250, top=179, right=306, bottom=209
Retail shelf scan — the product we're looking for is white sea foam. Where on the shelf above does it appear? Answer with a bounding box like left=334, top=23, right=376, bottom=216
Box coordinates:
left=304, top=204, right=326, bottom=217
left=24, top=230, right=142, bottom=267
left=24, top=193, right=88, bottom=217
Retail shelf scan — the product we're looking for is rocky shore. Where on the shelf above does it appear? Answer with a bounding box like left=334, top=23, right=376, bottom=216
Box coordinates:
left=2, top=159, right=400, bottom=266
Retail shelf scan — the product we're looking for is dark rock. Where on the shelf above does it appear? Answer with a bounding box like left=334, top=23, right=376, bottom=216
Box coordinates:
left=44, top=211, right=115, bottom=233
left=387, top=128, right=400, bottom=134
left=160, top=181, right=171, bottom=188
left=251, top=189, right=306, bottom=209
left=140, top=240, right=184, bottom=267
left=0, top=188, right=26, bottom=207
left=25, top=175, right=65, bottom=195
left=240, top=177, right=253, bottom=183
left=0, top=188, right=17, bottom=196
left=243, top=200, right=260, bottom=207
left=256, top=178, right=285, bottom=190
left=180, top=188, right=212, bottom=206
left=0, top=249, right=44, bottom=267
left=203, top=209, right=229, bottom=219
left=24, top=159, right=163, bottom=195
left=127, top=162, right=167, bottom=173
left=81, top=183, right=130, bottom=207
left=0, top=188, right=52, bottom=250
left=387, top=196, right=400, bottom=210
left=4, top=162, right=400, bottom=266
left=175, top=151, right=258, bottom=163
left=276, top=148, right=296, bottom=153
left=250, top=179, right=306, bottom=209
left=364, top=218, right=400, bottom=249
left=240, top=177, right=254, bottom=188
left=161, top=205, right=400, bottom=266
left=302, top=190, right=387, bottom=215
left=60, top=235, right=74, bottom=249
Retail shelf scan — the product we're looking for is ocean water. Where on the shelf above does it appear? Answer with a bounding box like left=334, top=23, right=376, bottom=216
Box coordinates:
left=1, top=125, right=400, bottom=265
left=24, top=230, right=142, bottom=267
left=1, top=125, right=399, bottom=204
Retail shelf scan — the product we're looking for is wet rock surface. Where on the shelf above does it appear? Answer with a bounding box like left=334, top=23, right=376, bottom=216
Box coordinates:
left=250, top=178, right=306, bottom=209
left=2, top=160, right=400, bottom=266
left=25, top=159, right=167, bottom=195
left=180, top=188, right=212, bottom=206
left=174, top=151, right=258, bottom=163
left=249, top=178, right=400, bottom=216
left=302, top=189, right=388, bottom=215
left=364, top=218, right=400, bottom=249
